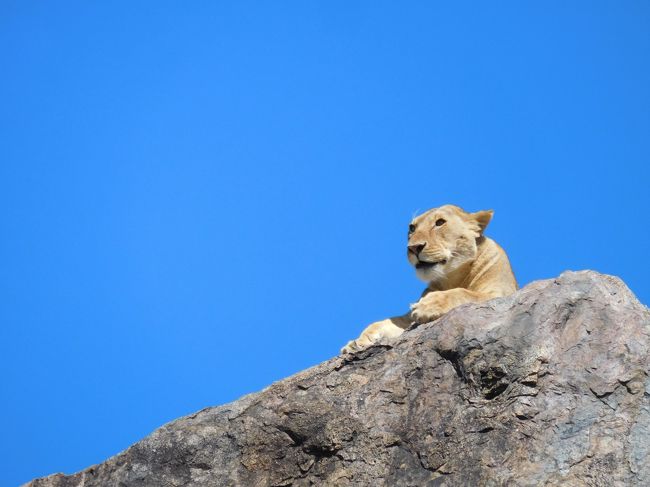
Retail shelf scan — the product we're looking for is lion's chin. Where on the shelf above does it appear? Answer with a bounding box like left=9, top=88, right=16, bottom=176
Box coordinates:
left=415, top=265, right=446, bottom=284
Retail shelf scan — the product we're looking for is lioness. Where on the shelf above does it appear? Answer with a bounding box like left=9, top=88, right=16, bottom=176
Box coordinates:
left=341, top=204, right=517, bottom=354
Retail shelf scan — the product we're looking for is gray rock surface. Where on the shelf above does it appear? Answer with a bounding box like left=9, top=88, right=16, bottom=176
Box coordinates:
left=25, top=271, right=650, bottom=486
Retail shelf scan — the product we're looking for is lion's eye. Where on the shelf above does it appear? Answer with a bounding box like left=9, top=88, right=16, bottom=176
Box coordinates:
left=435, top=218, right=446, bottom=227
left=408, top=224, right=416, bottom=234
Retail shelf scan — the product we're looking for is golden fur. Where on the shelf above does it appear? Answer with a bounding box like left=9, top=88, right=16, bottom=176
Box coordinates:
left=341, top=204, right=517, bottom=354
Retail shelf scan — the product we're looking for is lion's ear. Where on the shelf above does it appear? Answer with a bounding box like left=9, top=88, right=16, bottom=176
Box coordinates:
left=470, top=210, right=493, bottom=236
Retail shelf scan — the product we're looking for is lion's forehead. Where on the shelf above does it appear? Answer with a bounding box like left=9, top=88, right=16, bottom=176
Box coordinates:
left=412, top=204, right=466, bottom=225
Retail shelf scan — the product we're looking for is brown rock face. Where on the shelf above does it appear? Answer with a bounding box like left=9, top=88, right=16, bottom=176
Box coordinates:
left=26, top=271, right=650, bottom=486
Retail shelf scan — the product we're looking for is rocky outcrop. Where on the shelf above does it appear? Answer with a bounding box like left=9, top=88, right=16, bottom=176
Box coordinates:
left=26, top=271, right=650, bottom=486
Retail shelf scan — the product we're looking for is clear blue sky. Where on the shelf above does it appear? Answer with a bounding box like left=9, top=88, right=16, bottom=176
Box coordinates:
left=1, top=1, right=649, bottom=485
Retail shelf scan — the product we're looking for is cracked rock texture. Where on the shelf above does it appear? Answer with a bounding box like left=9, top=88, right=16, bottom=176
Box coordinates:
left=26, top=271, right=650, bottom=486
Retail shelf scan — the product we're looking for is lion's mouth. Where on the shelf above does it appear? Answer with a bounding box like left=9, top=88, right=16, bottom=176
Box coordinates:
left=415, top=259, right=447, bottom=270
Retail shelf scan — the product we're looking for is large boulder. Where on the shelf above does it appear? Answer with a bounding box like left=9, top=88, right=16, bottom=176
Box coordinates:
left=26, top=271, right=650, bottom=486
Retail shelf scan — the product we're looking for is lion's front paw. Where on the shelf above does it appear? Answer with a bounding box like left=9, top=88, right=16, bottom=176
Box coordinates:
left=341, top=332, right=378, bottom=355
left=340, top=319, right=404, bottom=355
left=341, top=338, right=367, bottom=355
left=410, top=292, right=448, bottom=324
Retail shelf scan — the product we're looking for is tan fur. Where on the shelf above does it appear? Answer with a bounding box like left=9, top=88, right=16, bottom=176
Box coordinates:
left=341, top=204, right=517, bottom=354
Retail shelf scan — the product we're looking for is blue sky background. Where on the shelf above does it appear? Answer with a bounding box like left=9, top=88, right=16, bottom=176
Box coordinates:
left=1, top=1, right=649, bottom=485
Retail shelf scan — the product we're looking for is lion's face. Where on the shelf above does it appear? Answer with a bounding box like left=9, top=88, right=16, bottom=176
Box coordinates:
left=407, top=205, right=493, bottom=283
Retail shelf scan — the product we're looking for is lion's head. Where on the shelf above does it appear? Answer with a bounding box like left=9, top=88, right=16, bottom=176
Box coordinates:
left=407, top=205, right=493, bottom=283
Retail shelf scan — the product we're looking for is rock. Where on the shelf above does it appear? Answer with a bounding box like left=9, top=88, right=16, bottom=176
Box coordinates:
left=25, top=271, right=650, bottom=486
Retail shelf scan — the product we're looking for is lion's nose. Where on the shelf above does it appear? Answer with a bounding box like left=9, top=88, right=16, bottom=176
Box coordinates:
left=408, top=242, right=426, bottom=255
